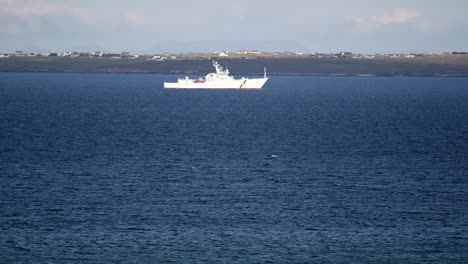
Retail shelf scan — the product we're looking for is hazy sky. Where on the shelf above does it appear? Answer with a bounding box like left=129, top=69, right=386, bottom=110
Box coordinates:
left=1, top=0, right=467, bottom=54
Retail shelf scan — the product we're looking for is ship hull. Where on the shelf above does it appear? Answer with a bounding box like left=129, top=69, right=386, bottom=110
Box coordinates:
left=164, top=78, right=268, bottom=89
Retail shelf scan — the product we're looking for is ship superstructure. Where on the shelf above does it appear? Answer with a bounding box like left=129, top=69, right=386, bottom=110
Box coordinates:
left=163, top=61, right=268, bottom=89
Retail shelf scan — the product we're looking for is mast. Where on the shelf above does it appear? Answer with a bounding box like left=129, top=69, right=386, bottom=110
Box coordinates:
left=264, top=67, right=267, bottom=78
left=213, top=60, right=221, bottom=74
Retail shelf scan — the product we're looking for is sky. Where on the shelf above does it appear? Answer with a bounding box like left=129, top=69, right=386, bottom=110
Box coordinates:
left=1, top=0, right=468, bottom=54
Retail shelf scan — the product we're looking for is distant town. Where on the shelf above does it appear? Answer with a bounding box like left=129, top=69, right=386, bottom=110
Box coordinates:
left=1, top=49, right=468, bottom=77
left=1, top=50, right=467, bottom=61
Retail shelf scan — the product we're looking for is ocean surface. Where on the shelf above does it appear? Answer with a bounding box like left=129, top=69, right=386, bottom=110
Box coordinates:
left=1, top=73, right=467, bottom=263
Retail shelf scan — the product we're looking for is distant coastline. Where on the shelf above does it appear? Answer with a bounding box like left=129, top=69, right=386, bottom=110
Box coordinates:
left=1, top=54, right=468, bottom=77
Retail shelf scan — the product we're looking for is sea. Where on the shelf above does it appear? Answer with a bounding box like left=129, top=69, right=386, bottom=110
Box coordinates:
left=1, top=73, right=467, bottom=263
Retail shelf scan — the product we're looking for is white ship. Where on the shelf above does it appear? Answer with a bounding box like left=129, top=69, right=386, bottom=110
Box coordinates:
left=164, top=61, right=268, bottom=89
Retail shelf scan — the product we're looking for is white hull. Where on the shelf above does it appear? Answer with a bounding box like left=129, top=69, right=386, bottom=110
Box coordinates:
left=163, top=61, right=268, bottom=90
left=164, top=77, right=268, bottom=89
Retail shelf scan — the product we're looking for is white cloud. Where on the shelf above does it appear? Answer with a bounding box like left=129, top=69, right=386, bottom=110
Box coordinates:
left=348, top=8, right=422, bottom=34
left=125, top=12, right=161, bottom=28
left=375, top=8, right=421, bottom=25
left=0, top=0, right=58, bottom=17
left=0, top=0, right=112, bottom=32
left=228, top=4, right=246, bottom=20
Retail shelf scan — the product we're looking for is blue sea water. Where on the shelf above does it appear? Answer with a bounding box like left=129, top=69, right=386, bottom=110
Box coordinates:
left=1, top=73, right=467, bottom=263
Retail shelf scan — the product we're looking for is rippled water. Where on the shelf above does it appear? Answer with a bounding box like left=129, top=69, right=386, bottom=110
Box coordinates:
left=1, top=73, right=467, bottom=263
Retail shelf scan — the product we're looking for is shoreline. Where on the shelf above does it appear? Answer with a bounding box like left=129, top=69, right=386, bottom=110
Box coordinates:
left=1, top=56, right=468, bottom=77
left=1, top=70, right=467, bottom=77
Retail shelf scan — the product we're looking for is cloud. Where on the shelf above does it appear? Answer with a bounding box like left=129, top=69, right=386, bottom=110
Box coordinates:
left=375, top=8, right=421, bottom=25
left=0, top=0, right=111, bottom=33
left=0, top=0, right=59, bottom=17
left=228, top=4, right=246, bottom=20
left=125, top=12, right=160, bottom=28
left=348, top=8, right=422, bottom=34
